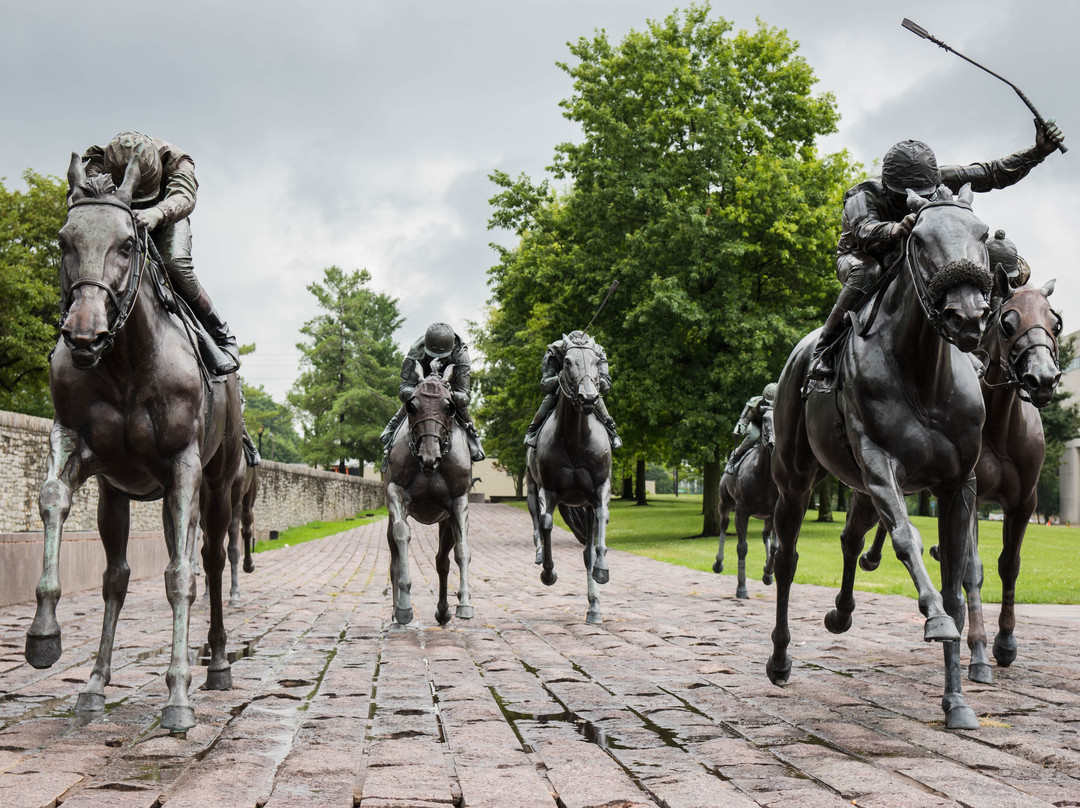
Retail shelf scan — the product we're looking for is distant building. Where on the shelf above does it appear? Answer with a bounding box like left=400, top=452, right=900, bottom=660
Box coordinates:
left=1058, top=330, right=1080, bottom=523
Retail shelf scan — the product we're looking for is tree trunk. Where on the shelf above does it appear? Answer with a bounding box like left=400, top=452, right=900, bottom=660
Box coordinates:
left=635, top=458, right=647, bottom=505
left=918, top=490, right=932, bottom=517
left=673, top=466, right=679, bottom=497
left=514, top=473, right=524, bottom=499
left=700, top=453, right=722, bottom=536
left=836, top=481, right=848, bottom=512
left=815, top=477, right=833, bottom=522
left=621, top=474, right=633, bottom=500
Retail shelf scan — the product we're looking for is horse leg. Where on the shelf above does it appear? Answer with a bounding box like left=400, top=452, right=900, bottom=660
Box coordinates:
left=452, top=496, right=474, bottom=620
left=861, top=450, right=958, bottom=642
left=591, top=477, right=612, bottom=585
left=77, top=481, right=131, bottom=712
left=538, top=488, right=558, bottom=586
left=583, top=518, right=601, bottom=624
left=933, top=478, right=979, bottom=729
left=435, top=521, right=453, bottom=625
left=994, top=503, right=1032, bottom=668
left=713, top=492, right=731, bottom=574
left=27, top=424, right=89, bottom=669
left=761, top=515, right=775, bottom=586
left=386, top=482, right=413, bottom=625
left=226, top=507, right=242, bottom=605
left=241, top=484, right=256, bottom=574
left=160, top=450, right=202, bottom=733
left=860, top=523, right=887, bottom=571
left=767, top=487, right=811, bottom=685
left=527, top=472, right=544, bottom=565
left=963, top=521, right=992, bottom=683
left=734, top=503, right=750, bottom=599
left=825, top=492, right=878, bottom=634
left=200, top=487, right=233, bottom=691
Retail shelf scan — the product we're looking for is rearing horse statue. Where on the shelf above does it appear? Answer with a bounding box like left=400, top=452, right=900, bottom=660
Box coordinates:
left=527, top=331, right=614, bottom=624
left=385, top=366, right=474, bottom=626
left=24, top=154, right=246, bottom=734
left=768, top=184, right=992, bottom=730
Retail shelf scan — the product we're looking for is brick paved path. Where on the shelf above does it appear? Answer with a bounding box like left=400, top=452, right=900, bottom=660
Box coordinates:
left=1, top=503, right=1079, bottom=807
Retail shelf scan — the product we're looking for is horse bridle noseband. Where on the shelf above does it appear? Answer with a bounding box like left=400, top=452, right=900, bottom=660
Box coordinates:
left=60, top=197, right=149, bottom=351
left=407, top=384, right=455, bottom=460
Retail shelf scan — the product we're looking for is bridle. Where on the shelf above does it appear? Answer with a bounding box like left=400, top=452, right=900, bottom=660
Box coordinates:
left=60, top=197, right=149, bottom=354
left=558, top=343, right=601, bottom=408
left=979, top=292, right=1061, bottom=401
left=407, top=383, right=454, bottom=461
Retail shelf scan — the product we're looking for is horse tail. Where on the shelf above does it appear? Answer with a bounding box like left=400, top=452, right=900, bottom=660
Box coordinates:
left=558, top=503, right=595, bottom=546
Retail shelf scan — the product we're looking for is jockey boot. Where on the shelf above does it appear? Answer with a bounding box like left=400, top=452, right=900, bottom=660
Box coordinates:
left=242, top=429, right=261, bottom=467
left=190, top=289, right=240, bottom=375
left=603, top=416, right=623, bottom=450
left=809, top=284, right=864, bottom=381
left=523, top=425, right=540, bottom=447
left=465, top=422, right=485, bottom=462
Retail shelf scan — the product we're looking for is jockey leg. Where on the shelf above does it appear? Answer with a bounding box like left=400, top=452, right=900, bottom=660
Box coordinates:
left=380, top=406, right=406, bottom=466
left=593, top=396, right=622, bottom=450
left=155, top=219, right=239, bottom=375
left=454, top=406, right=485, bottom=462
left=809, top=255, right=879, bottom=381
left=524, top=393, right=558, bottom=446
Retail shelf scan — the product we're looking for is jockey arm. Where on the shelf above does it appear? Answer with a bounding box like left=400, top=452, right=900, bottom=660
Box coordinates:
left=539, top=344, right=562, bottom=394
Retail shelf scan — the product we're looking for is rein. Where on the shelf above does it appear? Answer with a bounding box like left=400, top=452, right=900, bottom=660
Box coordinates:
left=60, top=198, right=149, bottom=352
left=979, top=299, right=1060, bottom=401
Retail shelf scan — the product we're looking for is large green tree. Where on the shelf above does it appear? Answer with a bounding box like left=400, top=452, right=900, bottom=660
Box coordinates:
left=288, top=267, right=403, bottom=472
left=481, top=5, right=858, bottom=531
left=0, top=171, right=67, bottom=416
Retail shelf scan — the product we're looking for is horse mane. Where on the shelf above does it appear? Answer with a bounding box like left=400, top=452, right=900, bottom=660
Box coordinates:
left=563, top=331, right=599, bottom=353
left=71, top=173, right=119, bottom=202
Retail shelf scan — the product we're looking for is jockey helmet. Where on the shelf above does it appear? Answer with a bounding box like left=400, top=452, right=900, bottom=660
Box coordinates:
left=882, top=140, right=940, bottom=197
left=987, top=229, right=1021, bottom=280
left=762, top=383, right=778, bottom=403
left=103, top=132, right=162, bottom=205
left=423, top=322, right=456, bottom=359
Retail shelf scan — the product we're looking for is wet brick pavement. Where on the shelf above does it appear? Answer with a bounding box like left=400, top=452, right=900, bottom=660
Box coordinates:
left=0, top=502, right=1078, bottom=807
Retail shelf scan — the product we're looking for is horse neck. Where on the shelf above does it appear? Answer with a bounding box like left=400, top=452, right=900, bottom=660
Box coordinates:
left=554, top=390, right=592, bottom=447
left=980, top=327, right=1024, bottom=446
left=879, top=260, right=957, bottom=381
left=100, top=274, right=171, bottom=374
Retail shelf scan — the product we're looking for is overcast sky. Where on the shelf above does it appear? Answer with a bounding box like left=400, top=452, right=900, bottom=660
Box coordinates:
left=2, top=1, right=1076, bottom=401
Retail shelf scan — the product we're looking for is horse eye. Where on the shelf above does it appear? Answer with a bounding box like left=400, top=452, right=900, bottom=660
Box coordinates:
left=1000, top=310, right=1019, bottom=337
left=1053, top=315, right=1063, bottom=335
left=444, top=402, right=456, bottom=417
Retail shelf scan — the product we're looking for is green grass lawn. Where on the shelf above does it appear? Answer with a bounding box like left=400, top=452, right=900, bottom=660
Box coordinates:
left=252, top=508, right=388, bottom=553
left=512, top=495, right=1080, bottom=604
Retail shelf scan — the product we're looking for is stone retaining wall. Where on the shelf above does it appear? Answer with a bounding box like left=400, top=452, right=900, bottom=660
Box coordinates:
left=0, top=409, right=383, bottom=606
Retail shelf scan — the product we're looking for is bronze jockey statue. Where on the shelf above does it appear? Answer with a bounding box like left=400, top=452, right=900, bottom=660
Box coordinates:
left=380, top=322, right=485, bottom=464
left=725, top=383, right=776, bottom=475
left=82, top=131, right=239, bottom=375
left=810, top=119, right=1064, bottom=380
left=524, top=331, right=622, bottom=450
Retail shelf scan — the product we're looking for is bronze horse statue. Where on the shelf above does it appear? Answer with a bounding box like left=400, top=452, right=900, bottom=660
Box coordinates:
left=768, top=184, right=993, bottom=730
left=527, top=332, right=613, bottom=624
left=715, top=408, right=777, bottom=598
left=24, top=154, right=246, bottom=733
left=859, top=276, right=1061, bottom=683
left=385, top=366, right=474, bottom=625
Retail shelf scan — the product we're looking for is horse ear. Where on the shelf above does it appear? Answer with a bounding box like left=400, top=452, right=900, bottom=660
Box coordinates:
left=1041, top=278, right=1057, bottom=297
left=67, top=152, right=87, bottom=204
left=115, top=155, right=141, bottom=206
left=442, top=363, right=455, bottom=383
left=906, top=189, right=930, bottom=211
left=957, top=183, right=974, bottom=206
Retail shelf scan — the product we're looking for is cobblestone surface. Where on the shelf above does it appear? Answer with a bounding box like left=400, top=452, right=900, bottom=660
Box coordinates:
left=1, top=503, right=1078, bottom=807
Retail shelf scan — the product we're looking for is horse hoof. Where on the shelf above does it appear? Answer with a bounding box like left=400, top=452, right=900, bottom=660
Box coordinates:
left=25, top=632, right=62, bottom=669
left=540, top=569, right=557, bottom=586
left=923, top=614, right=960, bottom=643
left=162, top=705, right=196, bottom=733
left=534, top=550, right=543, bottom=565
left=993, top=634, right=1017, bottom=667
left=766, top=655, right=791, bottom=685
left=929, top=544, right=941, bottom=562
left=762, top=573, right=773, bottom=587
left=945, top=704, right=979, bottom=730
left=712, top=560, right=723, bottom=574
left=229, top=597, right=240, bottom=608
left=435, top=607, right=451, bottom=626
left=243, top=560, right=255, bottom=573
left=205, top=666, right=232, bottom=691
left=736, top=587, right=749, bottom=600
left=858, top=553, right=880, bottom=572
left=394, top=607, right=414, bottom=625
left=586, top=610, right=602, bottom=624
left=968, top=662, right=993, bottom=684
left=456, top=605, right=474, bottom=620
left=823, top=610, right=851, bottom=634
left=592, top=567, right=609, bottom=585
left=75, top=691, right=105, bottom=713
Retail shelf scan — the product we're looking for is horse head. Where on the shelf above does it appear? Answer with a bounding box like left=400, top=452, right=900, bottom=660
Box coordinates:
left=406, top=370, right=456, bottom=474
left=558, top=331, right=603, bottom=414
left=905, top=184, right=992, bottom=353
left=58, top=152, right=147, bottom=369
left=990, top=279, right=1062, bottom=408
